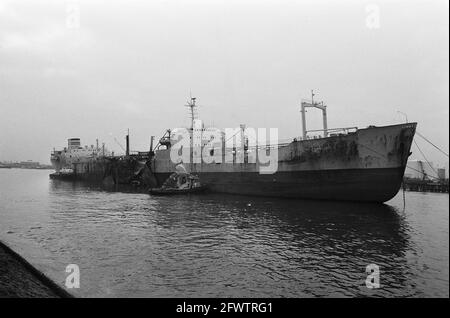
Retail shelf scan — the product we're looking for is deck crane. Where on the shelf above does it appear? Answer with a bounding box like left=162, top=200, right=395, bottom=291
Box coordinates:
left=300, top=90, right=328, bottom=139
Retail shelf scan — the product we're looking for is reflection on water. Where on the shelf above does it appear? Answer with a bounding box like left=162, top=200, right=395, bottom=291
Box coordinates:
left=0, top=169, right=448, bottom=297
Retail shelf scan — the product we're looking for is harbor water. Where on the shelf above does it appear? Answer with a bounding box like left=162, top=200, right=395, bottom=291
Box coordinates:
left=0, top=168, right=448, bottom=297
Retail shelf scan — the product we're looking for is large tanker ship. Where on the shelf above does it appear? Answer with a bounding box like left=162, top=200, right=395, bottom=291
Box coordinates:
left=50, top=95, right=416, bottom=202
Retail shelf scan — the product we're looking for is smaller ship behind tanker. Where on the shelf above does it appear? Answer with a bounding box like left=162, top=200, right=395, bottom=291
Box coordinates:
left=50, top=95, right=417, bottom=203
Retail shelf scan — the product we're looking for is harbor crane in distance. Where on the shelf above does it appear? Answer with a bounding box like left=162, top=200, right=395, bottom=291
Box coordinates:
left=113, top=137, right=126, bottom=153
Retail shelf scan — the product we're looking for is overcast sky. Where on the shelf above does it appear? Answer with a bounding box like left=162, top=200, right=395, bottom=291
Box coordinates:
left=0, top=0, right=448, bottom=171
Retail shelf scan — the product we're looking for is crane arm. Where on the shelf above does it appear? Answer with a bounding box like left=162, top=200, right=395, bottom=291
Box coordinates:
left=113, top=137, right=126, bottom=152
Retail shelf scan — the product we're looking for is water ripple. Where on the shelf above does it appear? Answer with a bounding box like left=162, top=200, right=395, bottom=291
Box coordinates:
left=0, top=169, right=448, bottom=297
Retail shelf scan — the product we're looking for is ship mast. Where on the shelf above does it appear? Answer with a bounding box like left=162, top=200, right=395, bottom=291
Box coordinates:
left=185, top=96, right=198, bottom=171
left=185, top=96, right=198, bottom=130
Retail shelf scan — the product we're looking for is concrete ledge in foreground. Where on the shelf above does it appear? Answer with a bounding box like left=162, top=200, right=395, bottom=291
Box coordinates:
left=0, top=240, right=73, bottom=298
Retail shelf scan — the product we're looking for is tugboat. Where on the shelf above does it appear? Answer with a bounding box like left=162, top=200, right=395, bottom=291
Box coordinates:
left=149, top=163, right=205, bottom=195
left=49, top=168, right=76, bottom=180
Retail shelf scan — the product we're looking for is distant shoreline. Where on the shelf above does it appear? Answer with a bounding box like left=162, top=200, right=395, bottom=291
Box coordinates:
left=0, top=166, right=53, bottom=170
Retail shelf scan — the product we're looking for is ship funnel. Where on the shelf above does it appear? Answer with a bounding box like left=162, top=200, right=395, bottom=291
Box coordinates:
left=126, top=130, right=130, bottom=157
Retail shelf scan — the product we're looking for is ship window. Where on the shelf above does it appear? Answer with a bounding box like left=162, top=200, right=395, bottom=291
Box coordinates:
left=210, top=149, right=214, bottom=156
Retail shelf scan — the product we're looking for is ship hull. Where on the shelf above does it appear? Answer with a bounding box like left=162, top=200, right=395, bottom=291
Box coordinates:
left=151, top=123, right=417, bottom=203
left=153, top=167, right=405, bottom=202
left=50, top=123, right=416, bottom=203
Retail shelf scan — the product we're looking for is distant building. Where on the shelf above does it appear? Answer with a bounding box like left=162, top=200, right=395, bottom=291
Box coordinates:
left=19, top=161, right=40, bottom=168
left=437, top=168, right=446, bottom=180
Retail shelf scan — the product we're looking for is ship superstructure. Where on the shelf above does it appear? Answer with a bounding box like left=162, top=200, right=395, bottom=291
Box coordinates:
left=50, top=138, right=111, bottom=173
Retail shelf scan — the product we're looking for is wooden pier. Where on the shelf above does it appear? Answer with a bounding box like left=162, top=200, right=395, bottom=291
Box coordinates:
left=403, top=178, right=449, bottom=193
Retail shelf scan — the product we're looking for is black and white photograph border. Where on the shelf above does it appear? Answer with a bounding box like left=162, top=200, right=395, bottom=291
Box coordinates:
left=0, top=0, right=448, bottom=305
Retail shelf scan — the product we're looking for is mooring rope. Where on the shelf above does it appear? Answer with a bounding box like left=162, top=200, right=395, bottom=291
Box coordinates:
left=413, top=139, right=439, bottom=177
left=358, top=135, right=444, bottom=184
left=404, top=164, right=440, bottom=180
left=416, top=131, right=449, bottom=158
left=402, top=180, right=406, bottom=211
